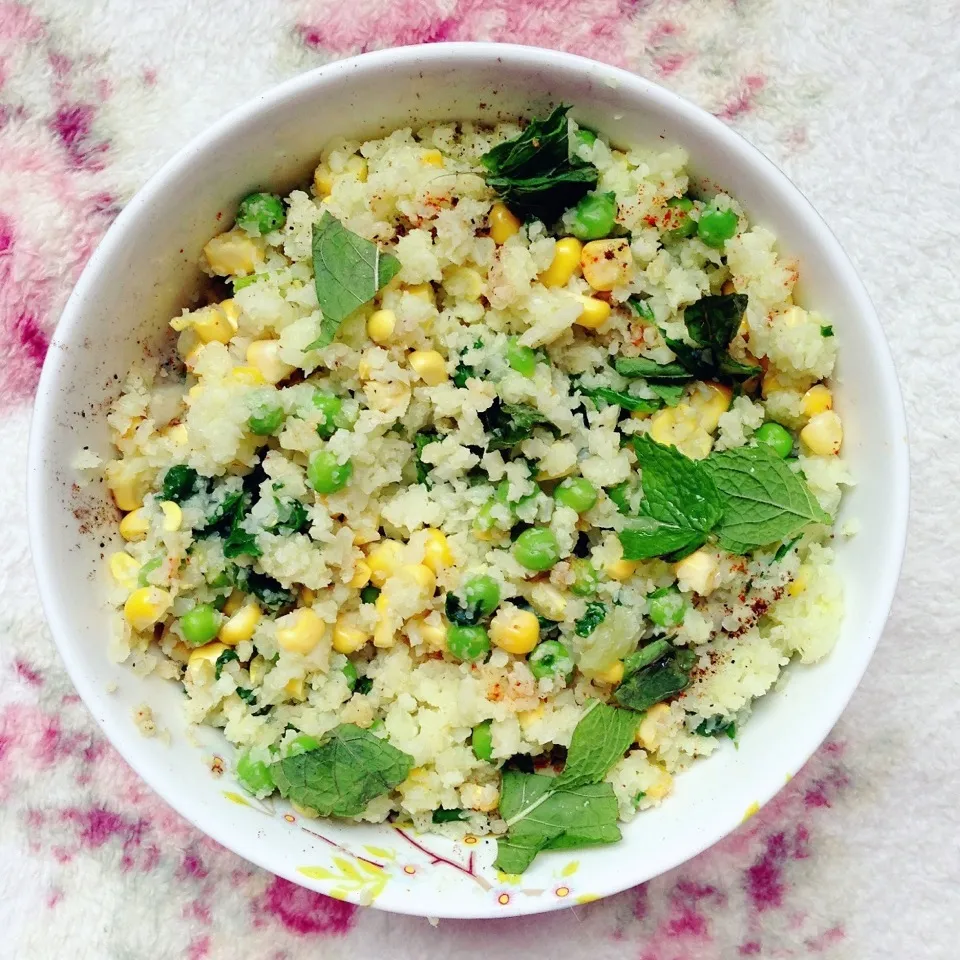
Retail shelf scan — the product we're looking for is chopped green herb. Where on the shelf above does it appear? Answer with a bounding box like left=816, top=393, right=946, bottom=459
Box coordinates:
left=214, top=648, right=240, bottom=680
left=628, top=297, right=656, bottom=322
left=614, top=356, right=692, bottom=382
left=355, top=676, right=373, bottom=695
left=773, top=535, right=803, bottom=563
left=432, top=808, right=469, bottom=823
left=480, top=105, right=599, bottom=223
left=481, top=401, right=557, bottom=450
left=235, top=687, right=257, bottom=706
left=574, top=601, right=607, bottom=638
left=576, top=383, right=660, bottom=414
left=269, top=497, right=310, bottom=536
left=413, top=431, right=438, bottom=486
left=615, top=647, right=696, bottom=713
left=162, top=465, right=199, bottom=503
left=821, top=325, right=834, bottom=337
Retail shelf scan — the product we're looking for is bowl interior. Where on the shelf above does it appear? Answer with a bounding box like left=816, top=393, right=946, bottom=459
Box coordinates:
left=29, top=43, right=908, bottom=918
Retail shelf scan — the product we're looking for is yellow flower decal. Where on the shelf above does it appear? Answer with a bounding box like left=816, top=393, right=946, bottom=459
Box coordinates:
left=298, top=857, right=389, bottom=904
left=560, top=861, right=579, bottom=878
left=222, top=791, right=250, bottom=807
left=742, top=801, right=761, bottom=822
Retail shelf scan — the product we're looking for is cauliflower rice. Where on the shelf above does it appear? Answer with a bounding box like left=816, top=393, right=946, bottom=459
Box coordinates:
left=95, top=109, right=852, bottom=868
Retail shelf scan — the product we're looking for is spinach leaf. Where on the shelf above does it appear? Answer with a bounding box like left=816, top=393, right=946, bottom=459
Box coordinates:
left=480, top=105, right=599, bottom=223
left=615, top=646, right=696, bottom=713
left=413, top=431, right=438, bottom=486
left=704, top=446, right=830, bottom=553
left=666, top=293, right=761, bottom=384
left=223, top=521, right=261, bottom=560
left=494, top=702, right=636, bottom=873
left=432, top=808, right=469, bottom=823
left=481, top=401, right=557, bottom=450
left=576, top=383, right=660, bottom=414
left=270, top=497, right=310, bottom=536
left=307, top=213, right=401, bottom=350
left=214, top=648, right=240, bottom=680
left=271, top=723, right=413, bottom=817
left=614, top=356, right=692, bottom=382
left=574, top=601, right=607, bottom=638
left=617, top=436, right=723, bottom=560
left=554, top=702, right=637, bottom=790
left=162, top=465, right=199, bottom=503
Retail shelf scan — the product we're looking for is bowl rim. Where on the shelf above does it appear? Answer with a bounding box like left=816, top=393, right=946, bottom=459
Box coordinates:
left=27, top=41, right=909, bottom=919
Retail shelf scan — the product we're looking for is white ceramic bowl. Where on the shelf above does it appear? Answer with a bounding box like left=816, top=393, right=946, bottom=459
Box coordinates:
left=28, top=43, right=909, bottom=919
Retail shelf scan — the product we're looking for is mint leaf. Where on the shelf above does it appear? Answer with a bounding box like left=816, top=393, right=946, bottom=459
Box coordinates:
left=617, top=436, right=723, bottom=560
left=480, top=105, right=599, bottom=222
left=648, top=382, right=685, bottom=407
left=666, top=293, right=761, bottom=384
left=494, top=702, right=636, bottom=873
left=555, top=702, right=637, bottom=790
left=307, top=213, right=401, bottom=350
left=271, top=724, right=412, bottom=817
left=615, top=646, right=696, bottom=713
left=705, top=446, right=830, bottom=552
left=576, top=383, right=660, bottom=414
left=494, top=772, right=621, bottom=874
left=614, top=356, right=692, bottom=382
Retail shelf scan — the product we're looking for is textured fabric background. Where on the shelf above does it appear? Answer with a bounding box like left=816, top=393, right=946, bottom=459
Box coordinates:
left=1, top=1, right=958, bottom=956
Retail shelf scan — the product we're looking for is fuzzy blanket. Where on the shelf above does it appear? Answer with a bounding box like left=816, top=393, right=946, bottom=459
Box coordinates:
left=2, top=1, right=957, bottom=956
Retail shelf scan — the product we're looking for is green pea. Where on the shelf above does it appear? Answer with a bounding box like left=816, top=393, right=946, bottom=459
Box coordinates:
left=647, top=586, right=688, bottom=628
left=137, top=556, right=163, bottom=588
left=341, top=660, right=358, bottom=691
left=569, top=558, right=599, bottom=597
left=360, top=585, right=380, bottom=604
left=471, top=720, right=494, bottom=761
left=505, top=336, right=537, bottom=378
left=608, top=476, right=641, bottom=516
left=697, top=207, right=738, bottom=248
left=574, top=127, right=598, bottom=150
left=447, top=624, right=491, bottom=662
left=236, top=192, right=286, bottom=235
left=287, top=734, right=320, bottom=757
left=179, top=603, right=221, bottom=646
left=236, top=751, right=275, bottom=795
left=570, top=191, right=617, bottom=241
left=755, top=422, right=794, bottom=459
left=307, top=450, right=353, bottom=494
left=528, top=639, right=574, bottom=681
left=312, top=392, right=344, bottom=439
left=661, top=196, right=697, bottom=244
left=463, top=574, right=501, bottom=618
left=513, top=528, right=561, bottom=572
left=247, top=401, right=285, bottom=436
left=554, top=476, right=598, bottom=513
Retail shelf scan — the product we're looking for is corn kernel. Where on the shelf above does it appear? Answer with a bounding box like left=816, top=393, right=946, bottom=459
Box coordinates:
left=349, top=560, right=372, bottom=589
left=802, top=384, right=833, bottom=418
left=489, top=607, right=540, bottom=655
left=421, top=149, right=444, bottom=167
left=788, top=567, right=809, bottom=598
left=366, top=540, right=403, bottom=587
left=674, top=549, right=720, bottom=596
left=346, top=155, right=368, bottom=182
left=529, top=583, right=567, bottom=621
left=596, top=660, right=625, bottom=685
left=165, top=423, right=189, bottom=445
left=190, top=302, right=239, bottom=344
left=645, top=768, right=673, bottom=800
left=363, top=380, right=411, bottom=415
left=408, top=616, right=447, bottom=652
left=800, top=410, right=843, bottom=456
left=219, top=602, right=261, bottom=645
left=489, top=202, right=522, bottom=244
left=386, top=564, right=437, bottom=609
left=404, top=283, right=435, bottom=303
left=573, top=294, right=611, bottom=329
left=108, top=552, right=140, bottom=590
left=284, top=677, right=306, bottom=701
left=367, top=309, right=396, bottom=344
left=246, top=340, right=294, bottom=385
left=187, top=641, right=227, bottom=670
left=159, top=500, right=182, bottom=532
left=275, top=608, right=326, bottom=656
left=203, top=229, right=263, bottom=277
left=229, top=365, right=266, bottom=386
left=421, top=529, right=453, bottom=573
left=605, top=558, right=639, bottom=581
left=689, top=381, right=732, bottom=433
left=443, top=266, right=484, bottom=301
left=123, top=586, right=172, bottom=632
left=408, top=349, right=448, bottom=386
left=581, top=238, right=633, bottom=291
left=637, top=702, right=671, bottom=751
left=373, top=595, right=396, bottom=649
left=119, top=507, right=149, bottom=542
left=332, top=615, right=371, bottom=654
left=221, top=590, right=244, bottom=617
left=539, top=237, right=583, bottom=288
left=314, top=164, right=334, bottom=197
left=105, top=461, right=148, bottom=512
left=248, top=655, right=268, bottom=686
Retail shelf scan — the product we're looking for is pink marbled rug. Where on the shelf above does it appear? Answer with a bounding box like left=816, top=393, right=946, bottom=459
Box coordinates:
left=2, top=1, right=957, bottom=957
